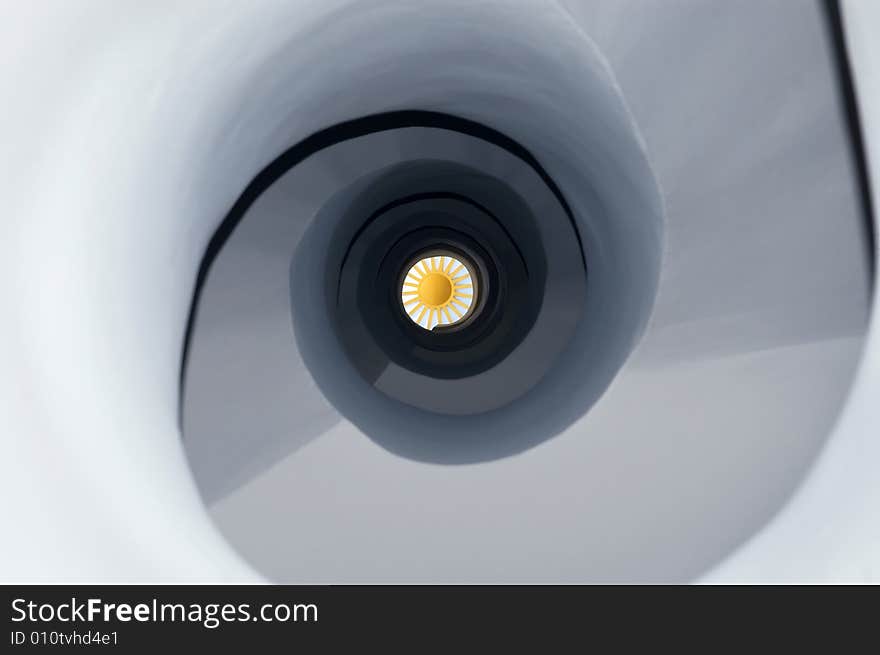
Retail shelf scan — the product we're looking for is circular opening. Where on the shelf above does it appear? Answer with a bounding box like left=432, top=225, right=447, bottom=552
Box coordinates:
left=400, top=252, right=477, bottom=330
left=162, top=0, right=870, bottom=586
left=176, top=0, right=673, bottom=583
left=326, top=161, right=551, bottom=397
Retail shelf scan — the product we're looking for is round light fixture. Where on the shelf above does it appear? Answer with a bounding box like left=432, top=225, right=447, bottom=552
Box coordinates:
left=401, top=253, right=476, bottom=330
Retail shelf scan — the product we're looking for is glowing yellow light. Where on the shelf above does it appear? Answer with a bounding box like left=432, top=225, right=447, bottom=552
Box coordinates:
left=401, top=253, right=476, bottom=330
left=418, top=272, right=453, bottom=307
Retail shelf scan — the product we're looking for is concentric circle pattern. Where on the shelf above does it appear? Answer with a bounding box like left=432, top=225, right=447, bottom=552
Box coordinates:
left=401, top=254, right=475, bottom=330
left=171, top=0, right=870, bottom=586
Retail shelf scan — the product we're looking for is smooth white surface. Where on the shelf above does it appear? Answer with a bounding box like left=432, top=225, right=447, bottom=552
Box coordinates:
left=704, top=0, right=880, bottom=583
left=0, top=1, right=282, bottom=583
